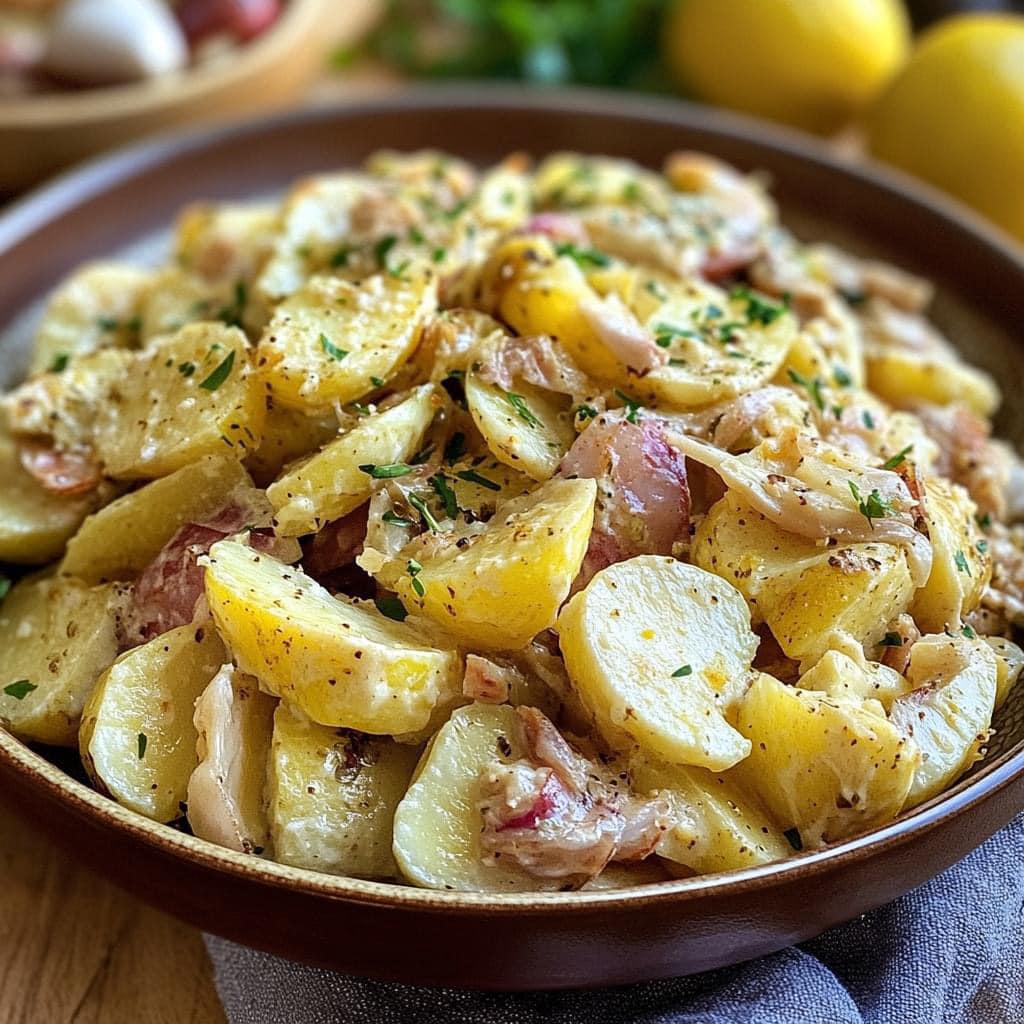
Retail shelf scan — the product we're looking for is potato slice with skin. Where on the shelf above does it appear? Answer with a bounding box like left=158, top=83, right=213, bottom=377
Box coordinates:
left=30, top=262, right=149, bottom=375
left=187, top=665, right=276, bottom=855
left=79, top=623, right=226, bottom=822
left=465, top=372, right=575, bottom=482
left=890, top=634, right=997, bottom=808
left=631, top=753, right=790, bottom=875
left=693, top=493, right=915, bottom=662
left=0, top=427, right=99, bottom=564
left=558, top=556, right=756, bottom=772
left=61, top=455, right=252, bottom=582
left=93, top=323, right=264, bottom=479
left=268, top=703, right=419, bottom=878
left=732, top=673, right=919, bottom=846
left=0, top=576, right=125, bottom=746
left=388, top=477, right=596, bottom=651
left=393, top=702, right=561, bottom=891
left=798, top=649, right=912, bottom=711
left=257, top=272, right=437, bottom=412
left=202, top=540, right=462, bottom=734
left=268, top=384, right=438, bottom=537
left=866, top=347, right=999, bottom=419
left=911, top=477, right=990, bottom=633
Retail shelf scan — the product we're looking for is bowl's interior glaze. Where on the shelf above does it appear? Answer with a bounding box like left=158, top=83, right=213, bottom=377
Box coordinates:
left=1, top=88, right=1023, bottom=918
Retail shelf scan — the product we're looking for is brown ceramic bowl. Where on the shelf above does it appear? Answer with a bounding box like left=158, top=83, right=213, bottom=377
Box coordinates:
left=2, top=89, right=1024, bottom=991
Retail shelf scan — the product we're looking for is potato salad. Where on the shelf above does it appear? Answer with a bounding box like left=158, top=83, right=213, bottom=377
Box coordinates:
left=2, top=149, right=1022, bottom=892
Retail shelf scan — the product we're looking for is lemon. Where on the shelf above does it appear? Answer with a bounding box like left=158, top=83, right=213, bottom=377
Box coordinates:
left=664, top=0, right=911, bottom=135
left=867, top=15, right=1024, bottom=242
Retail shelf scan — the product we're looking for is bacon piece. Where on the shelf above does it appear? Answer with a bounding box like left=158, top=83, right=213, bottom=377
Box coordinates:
left=476, top=333, right=590, bottom=399
left=559, top=413, right=690, bottom=588
left=302, top=505, right=368, bottom=580
left=18, top=440, right=100, bottom=496
left=462, top=654, right=518, bottom=704
left=580, top=293, right=666, bottom=375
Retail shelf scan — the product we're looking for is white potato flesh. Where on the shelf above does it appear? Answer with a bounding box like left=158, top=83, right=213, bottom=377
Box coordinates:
left=268, top=703, right=419, bottom=879
left=79, top=623, right=226, bottom=822
left=558, top=556, right=756, bottom=771
left=465, top=372, right=575, bottom=482
left=393, top=702, right=561, bottom=891
left=988, top=636, right=1024, bottom=710
left=798, top=649, right=912, bottom=712
left=889, top=634, right=998, bottom=808
left=268, top=384, right=438, bottom=537
left=0, top=576, right=124, bottom=746
left=202, top=540, right=462, bottom=735
left=187, top=665, right=276, bottom=855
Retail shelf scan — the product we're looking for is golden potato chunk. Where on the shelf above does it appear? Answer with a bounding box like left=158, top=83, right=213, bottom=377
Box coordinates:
left=465, top=372, right=575, bottom=482
left=866, top=348, right=999, bottom=418
left=558, top=556, right=756, bottom=771
left=268, top=384, right=438, bottom=537
left=187, top=665, right=276, bottom=855
left=79, top=623, right=226, bottom=822
left=0, top=575, right=124, bottom=746
left=173, top=201, right=278, bottom=286
left=257, top=272, right=437, bottom=412
left=988, top=636, right=1024, bottom=711
left=61, top=455, right=252, bottom=582
left=244, top=404, right=340, bottom=487
left=733, top=673, right=918, bottom=846
left=393, top=703, right=560, bottom=891
left=386, top=476, right=596, bottom=651
left=93, top=323, right=264, bottom=479
left=911, top=477, right=991, bottom=633
left=268, top=703, right=419, bottom=878
left=890, top=634, right=997, bottom=808
left=202, top=540, right=462, bottom=734
left=798, top=649, right=911, bottom=711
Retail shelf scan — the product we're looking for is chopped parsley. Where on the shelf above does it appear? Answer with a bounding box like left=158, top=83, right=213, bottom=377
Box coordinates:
left=3, top=680, right=36, bottom=701
left=654, top=322, right=697, bottom=348
left=977, top=539, right=989, bottom=554
left=431, top=246, right=447, bottom=263
left=880, top=632, right=903, bottom=647
left=382, top=510, right=415, bottom=527
left=954, top=549, right=971, bottom=575
left=553, top=241, right=611, bottom=269
left=408, top=493, right=440, bottom=532
left=408, top=226, right=425, bottom=245
left=832, top=365, right=853, bottom=388
left=644, top=280, right=668, bottom=301
left=0, top=577, right=10, bottom=603
left=410, top=444, right=435, bottom=466
left=359, top=463, right=413, bottom=479
left=862, top=410, right=876, bottom=430
left=137, top=733, right=148, bottom=759
left=443, top=431, right=467, bottom=463
left=962, top=624, right=977, bottom=639
left=505, top=391, right=541, bottom=428
left=199, top=350, right=236, bottom=392
left=375, top=595, right=408, bottom=622
left=407, top=559, right=426, bottom=597
left=49, top=353, right=70, bottom=373
left=370, top=375, right=385, bottom=388
left=849, top=480, right=894, bottom=528
left=613, top=389, right=642, bottom=424
left=575, top=404, right=598, bottom=420
left=881, top=445, right=913, bottom=471
left=977, top=512, right=992, bottom=529
left=671, top=665, right=693, bottom=678
left=730, top=286, right=787, bottom=326
left=178, top=361, right=196, bottom=378
left=373, top=234, right=398, bottom=269
left=216, top=281, right=247, bottom=329
left=787, top=369, right=825, bottom=412
left=456, top=469, right=500, bottom=491
left=320, top=333, right=348, bottom=362
left=330, top=244, right=354, bottom=267
left=430, top=473, right=459, bottom=519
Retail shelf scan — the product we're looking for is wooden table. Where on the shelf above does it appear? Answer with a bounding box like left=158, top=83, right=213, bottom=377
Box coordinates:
left=0, top=804, right=224, bottom=1023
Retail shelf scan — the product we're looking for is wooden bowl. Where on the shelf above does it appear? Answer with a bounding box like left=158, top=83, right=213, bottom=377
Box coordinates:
left=0, top=0, right=381, bottom=194
left=2, top=89, right=1023, bottom=990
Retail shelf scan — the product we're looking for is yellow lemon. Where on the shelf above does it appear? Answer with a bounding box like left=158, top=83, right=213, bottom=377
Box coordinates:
left=867, top=14, right=1024, bottom=242
left=664, top=0, right=911, bottom=135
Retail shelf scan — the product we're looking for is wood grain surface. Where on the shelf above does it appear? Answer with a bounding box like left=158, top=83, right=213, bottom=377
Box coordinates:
left=0, top=804, right=224, bottom=1024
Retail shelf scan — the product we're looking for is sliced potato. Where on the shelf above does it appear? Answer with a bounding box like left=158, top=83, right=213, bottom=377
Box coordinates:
left=387, top=476, right=596, bottom=651
left=244, top=403, right=340, bottom=487
left=866, top=347, right=999, bottom=418
left=268, top=384, right=438, bottom=537
left=79, top=623, right=226, bottom=822
left=465, top=372, right=575, bottom=482
left=137, top=267, right=261, bottom=342
left=732, top=673, right=918, bottom=846
left=911, top=477, right=990, bottom=633
left=187, top=665, right=276, bottom=855
left=393, top=702, right=560, bottom=891
left=988, top=636, right=1024, bottom=710
left=268, top=703, right=419, bottom=878
left=533, top=153, right=666, bottom=211
left=0, top=576, right=124, bottom=746
left=558, top=556, right=756, bottom=771
left=632, top=754, right=790, bottom=875
left=889, top=634, right=997, bottom=808
left=0, top=426, right=99, bottom=564
left=93, top=323, right=264, bottom=479
left=173, top=201, right=278, bottom=286
left=798, top=649, right=911, bottom=711
left=693, top=493, right=915, bottom=662
left=202, top=540, right=462, bottom=734
left=257, top=272, right=437, bottom=412
left=61, top=455, right=252, bottom=582
left=30, top=262, right=149, bottom=375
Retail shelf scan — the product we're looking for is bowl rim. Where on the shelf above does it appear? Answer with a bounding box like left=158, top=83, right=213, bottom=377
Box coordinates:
left=0, top=0, right=329, bottom=128
left=2, top=85, right=1024, bottom=915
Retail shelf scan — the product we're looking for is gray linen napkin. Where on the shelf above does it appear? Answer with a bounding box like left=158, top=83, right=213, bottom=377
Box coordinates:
left=205, top=812, right=1024, bottom=1024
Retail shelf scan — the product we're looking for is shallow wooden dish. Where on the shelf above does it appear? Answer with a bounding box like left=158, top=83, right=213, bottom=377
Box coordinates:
left=1, top=89, right=1023, bottom=991
left=0, top=0, right=380, bottom=193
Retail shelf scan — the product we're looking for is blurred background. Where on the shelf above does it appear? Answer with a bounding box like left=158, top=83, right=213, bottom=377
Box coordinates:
left=2, top=0, right=1024, bottom=243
